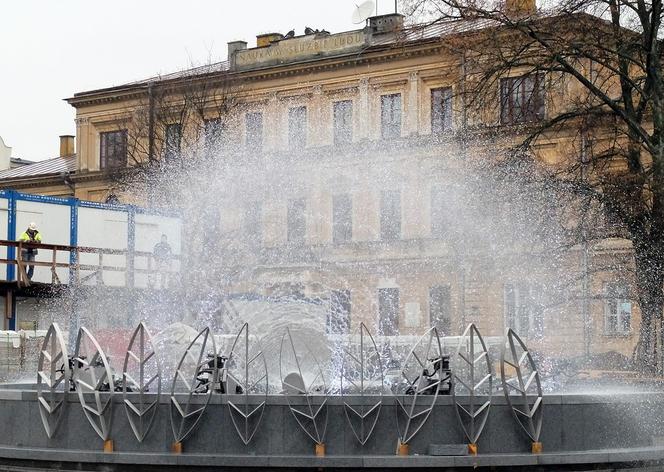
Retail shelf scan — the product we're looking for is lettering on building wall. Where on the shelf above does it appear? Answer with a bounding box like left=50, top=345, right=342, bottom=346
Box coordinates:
left=234, top=32, right=366, bottom=69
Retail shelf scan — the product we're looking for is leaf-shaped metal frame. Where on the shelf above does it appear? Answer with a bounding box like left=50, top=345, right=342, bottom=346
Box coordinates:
left=37, top=323, right=70, bottom=438
left=226, top=322, right=269, bottom=445
left=500, top=328, right=543, bottom=442
left=452, top=323, right=492, bottom=445
left=170, top=326, right=216, bottom=443
left=279, top=328, right=328, bottom=445
left=122, top=322, right=162, bottom=442
left=341, top=322, right=383, bottom=445
left=395, top=327, right=443, bottom=444
left=73, top=327, right=114, bottom=441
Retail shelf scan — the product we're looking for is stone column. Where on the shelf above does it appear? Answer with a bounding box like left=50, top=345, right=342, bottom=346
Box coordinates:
left=74, top=117, right=90, bottom=172
left=358, top=77, right=370, bottom=140
left=406, top=71, right=419, bottom=136
left=266, top=91, right=280, bottom=151
left=311, top=85, right=324, bottom=147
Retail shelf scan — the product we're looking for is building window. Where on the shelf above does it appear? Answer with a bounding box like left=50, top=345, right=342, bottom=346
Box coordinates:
left=430, top=185, right=447, bottom=238
left=504, top=283, right=543, bottom=337
left=288, top=106, right=307, bottom=149
left=500, top=74, right=545, bottom=125
left=380, top=190, right=401, bottom=241
left=378, top=287, right=399, bottom=335
left=100, top=130, right=127, bottom=169
left=204, top=118, right=224, bottom=154
left=287, top=198, right=306, bottom=244
left=381, top=93, right=402, bottom=139
left=244, top=201, right=262, bottom=245
left=332, top=194, right=352, bottom=244
left=245, top=112, right=263, bottom=150
left=333, top=100, right=353, bottom=145
left=604, top=282, right=631, bottom=335
left=429, top=285, right=451, bottom=334
left=431, top=87, right=453, bottom=133
left=328, top=289, right=351, bottom=334
left=164, top=123, right=182, bottom=160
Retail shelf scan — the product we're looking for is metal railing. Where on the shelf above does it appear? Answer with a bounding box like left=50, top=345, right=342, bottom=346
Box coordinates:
left=0, top=239, right=180, bottom=288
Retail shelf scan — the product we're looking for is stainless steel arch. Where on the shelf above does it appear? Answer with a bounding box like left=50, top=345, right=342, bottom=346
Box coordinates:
left=170, top=326, right=216, bottom=443
left=122, top=321, right=161, bottom=442
left=395, top=327, right=443, bottom=445
left=73, top=327, right=114, bottom=441
left=452, top=323, right=492, bottom=445
left=500, top=328, right=543, bottom=442
left=279, top=328, right=328, bottom=445
left=37, top=323, right=70, bottom=438
left=341, top=322, right=383, bottom=445
left=226, top=322, right=268, bottom=445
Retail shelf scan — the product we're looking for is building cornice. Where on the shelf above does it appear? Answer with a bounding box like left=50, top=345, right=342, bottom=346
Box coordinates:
left=66, top=40, right=445, bottom=109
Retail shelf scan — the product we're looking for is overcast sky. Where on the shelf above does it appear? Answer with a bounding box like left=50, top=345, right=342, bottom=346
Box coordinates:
left=0, top=0, right=399, bottom=161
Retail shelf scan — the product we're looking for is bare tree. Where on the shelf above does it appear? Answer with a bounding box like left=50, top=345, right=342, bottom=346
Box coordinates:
left=102, top=62, right=238, bottom=205
left=402, top=0, right=663, bottom=371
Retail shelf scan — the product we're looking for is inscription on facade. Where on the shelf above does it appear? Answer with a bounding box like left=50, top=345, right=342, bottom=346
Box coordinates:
left=234, top=31, right=366, bottom=70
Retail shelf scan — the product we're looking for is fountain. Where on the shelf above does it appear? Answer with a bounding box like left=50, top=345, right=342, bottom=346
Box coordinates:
left=0, top=97, right=662, bottom=471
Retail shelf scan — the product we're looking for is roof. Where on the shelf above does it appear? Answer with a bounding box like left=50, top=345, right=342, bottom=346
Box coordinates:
left=0, top=155, right=76, bottom=180
left=371, top=17, right=497, bottom=46
left=70, top=18, right=498, bottom=99
left=123, top=60, right=231, bottom=87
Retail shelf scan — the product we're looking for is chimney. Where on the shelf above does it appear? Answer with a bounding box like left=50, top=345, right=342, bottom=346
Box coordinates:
left=59, top=135, right=75, bottom=157
left=504, top=0, right=536, bottom=17
left=368, top=14, right=404, bottom=34
left=256, top=33, right=284, bottom=47
left=227, top=40, right=247, bottom=62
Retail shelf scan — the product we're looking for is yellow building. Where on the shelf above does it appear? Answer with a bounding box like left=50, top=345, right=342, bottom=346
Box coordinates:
left=2, top=6, right=638, bottom=361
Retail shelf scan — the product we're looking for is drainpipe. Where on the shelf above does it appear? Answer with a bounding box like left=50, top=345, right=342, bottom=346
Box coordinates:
left=148, top=84, right=155, bottom=164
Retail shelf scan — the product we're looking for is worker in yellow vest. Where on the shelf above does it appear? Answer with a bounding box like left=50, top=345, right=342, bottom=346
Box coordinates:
left=18, top=222, right=42, bottom=280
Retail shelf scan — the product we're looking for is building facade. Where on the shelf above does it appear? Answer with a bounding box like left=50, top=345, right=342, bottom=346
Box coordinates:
left=7, top=7, right=638, bottom=361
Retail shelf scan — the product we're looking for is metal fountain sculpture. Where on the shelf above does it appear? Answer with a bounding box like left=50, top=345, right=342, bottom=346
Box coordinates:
left=280, top=327, right=329, bottom=456
left=395, top=327, right=444, bottom=455
left=500, top=328, right=544, bottom=454
left=341, top=322, right=384, bottom=446
left=35, top=320, right=544, bottom=456
left=452, top=323, right=493, bottom=455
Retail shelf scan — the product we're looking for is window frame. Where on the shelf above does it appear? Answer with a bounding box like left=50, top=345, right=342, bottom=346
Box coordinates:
left=164, top=123, right=182, bottom=160
left=380, top=189, right=401, bottom=241
left=429, top=284, right=451, bottom=334
left=204, top=118, right=224, bottom=155
left=99, top=130, right=128, bottom=169
left=380, top=93, right=402, bottom=140
left=378, top=287, right=400, bottom=335
left=287, top=198, right=306, bottom=244
left=430, top=87, right=453, bottom=133
left=244, top=200, right=262, bottom=246
left=288, top=106, right=307, bottom=150
left=500, top=73, right=545, bottom=125
left=504, top=282, right=543, bottom=338
left=327, top=289, right=351, bottom=335
left=333, top=100, right=353, bottom=146
left=332, top=193, right=353, bottom=244
left=245, top=111, right=264, bottom=150
left=603, top=282, right=632, bottom=336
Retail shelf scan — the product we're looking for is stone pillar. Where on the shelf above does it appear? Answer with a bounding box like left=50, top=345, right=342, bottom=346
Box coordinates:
left=406, top=71, right=419, bottom=136
left=358, top=77, right=370, bottom=140
left=311, top=85, right=325, bottom=147
left=266, top=91, right=280, bottom=151
left=74, top=117, right=90, bottom=172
